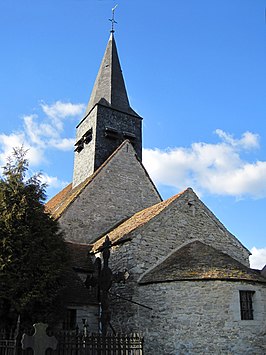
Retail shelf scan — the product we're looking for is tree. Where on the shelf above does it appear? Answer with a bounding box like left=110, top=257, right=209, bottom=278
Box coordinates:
left=0, top=148, right=68, bottom=327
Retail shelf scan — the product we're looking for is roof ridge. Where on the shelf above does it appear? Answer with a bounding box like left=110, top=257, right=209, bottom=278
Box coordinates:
left=92, top=189, right=189, bottom=252
left=65, top=241, right=91, bottom=247
left=139, top=240, right=266, bottom=285
left=45, top=140, right=140, bottom=219
left=195, top=194, right=251, bottom=255
left=45, top=183, right=72, bottom=215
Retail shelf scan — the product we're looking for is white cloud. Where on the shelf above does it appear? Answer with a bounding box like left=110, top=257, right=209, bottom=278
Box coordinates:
left=215, top=129, right=259, bottom=150
left=40, top=173, right=69, bottom=190
left=0, top=132, right=43, bottom=167
left=143, top=130, right=266, bottom=199
left=50, top=138, right=76, bottom=151
left=0, top=132, right=26, bottom=161
left=250, top=247, right=266, bottom=269
left=41, top=101, right=85, bottom=131
left=41, top=101, right=85, bottom=119
left=0, top=101, right=85, bottom=170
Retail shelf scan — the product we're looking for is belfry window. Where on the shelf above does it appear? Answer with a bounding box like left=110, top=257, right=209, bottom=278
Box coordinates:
left=239, top=290, right=255, bottom=320
left=123, top=131, right=136, bottom=141
left=74, top=128, right=93, bottom=152
left=105, top=127, right=119, bottom=139
left=84, top=128, right=93, bottom=144
left=74, top=138, right=84, bottom=153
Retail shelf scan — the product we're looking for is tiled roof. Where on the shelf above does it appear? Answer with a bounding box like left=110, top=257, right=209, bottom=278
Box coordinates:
left=139, top=241, right=266, bottom=285
left=66, top=241, right=94, bottom=272
left=92, top=190, right=187, bottom=252
left=45, top=183, right=73, bottom=217
left=45, top=178, right=91, bottom=220
left=45, top=141, right=131, bottom=219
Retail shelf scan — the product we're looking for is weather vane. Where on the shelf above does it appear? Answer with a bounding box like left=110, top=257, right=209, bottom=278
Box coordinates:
left=109, top=4, right=118, bottom=33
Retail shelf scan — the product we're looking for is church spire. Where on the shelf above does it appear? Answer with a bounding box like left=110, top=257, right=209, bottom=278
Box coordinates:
left=73, top=27, right=142, bottom=188
left=85, top=32, right=138, bottom=117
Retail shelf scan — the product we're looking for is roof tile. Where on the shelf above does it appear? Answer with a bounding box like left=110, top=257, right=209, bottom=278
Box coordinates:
left=45, top=141, right=132, bottom=219
left=92, top=190, right=187, bottom=252
left=139, top=241, right=266, bottom=284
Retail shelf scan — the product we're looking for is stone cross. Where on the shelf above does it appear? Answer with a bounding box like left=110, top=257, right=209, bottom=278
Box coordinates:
left=21, top=323, right=58, bottom=355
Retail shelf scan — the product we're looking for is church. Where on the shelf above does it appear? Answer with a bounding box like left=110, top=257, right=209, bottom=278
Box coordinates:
left=46, top=29, right=266, bottom=354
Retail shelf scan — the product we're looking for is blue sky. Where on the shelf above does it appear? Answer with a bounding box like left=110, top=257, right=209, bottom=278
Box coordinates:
left=0, top=0, right=266, bottom=267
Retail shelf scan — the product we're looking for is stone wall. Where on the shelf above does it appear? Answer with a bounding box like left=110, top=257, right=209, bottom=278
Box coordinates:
left=124, top=281, right=265, bottom=355
left=108, top=249, right=266, bottom=354
left=104, top=189, right=264, bottom=353
left=76, top=306, right=99, bottom=333
left=95, top=105, right=142, bottom=170
left=73, top=107, right=97, bottom=187
left=73, top=104, right=142, bottom=188
left=60, top=142, right=161, bottom=244
left=108, top=189, right=249, bottom=281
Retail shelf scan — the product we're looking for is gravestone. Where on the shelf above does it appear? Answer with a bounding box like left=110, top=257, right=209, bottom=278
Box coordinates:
left=21, top=323, right=57, bottom=355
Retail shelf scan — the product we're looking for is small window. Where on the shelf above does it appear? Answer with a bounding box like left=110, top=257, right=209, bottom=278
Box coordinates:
left=123, top=131, right=136, bottom=140
left=63, top=309, right=77, bottom=330
left=74, top=139, right=84, bottom=153
left=84, top=128, right=93, bottom=144
left=105, top=127, right=119, bottom=139
left=239, top=290, right=255, bottom=320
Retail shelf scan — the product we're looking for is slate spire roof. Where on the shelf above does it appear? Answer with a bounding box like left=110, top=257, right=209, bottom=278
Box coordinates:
left=85, top=33, right=139, bottom=117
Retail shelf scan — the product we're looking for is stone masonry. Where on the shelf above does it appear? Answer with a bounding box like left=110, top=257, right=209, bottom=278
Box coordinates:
left=73, top=106, right=98, bottom=187
left=135, top=281, right=266, bottom=354
left=61, top=142, right=161, bottom=244
left=73, top=104, right=142, bottom=188
left=46, top=30, right=266, bottom=354
left=94, top=188, right=266, bottom=354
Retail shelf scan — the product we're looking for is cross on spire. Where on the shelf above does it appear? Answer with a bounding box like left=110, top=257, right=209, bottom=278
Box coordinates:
left=109, top=4, right=118, bottom=33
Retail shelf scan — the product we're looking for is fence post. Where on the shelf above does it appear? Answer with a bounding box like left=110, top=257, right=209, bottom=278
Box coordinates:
left=13, top=315, right=21, bottom=355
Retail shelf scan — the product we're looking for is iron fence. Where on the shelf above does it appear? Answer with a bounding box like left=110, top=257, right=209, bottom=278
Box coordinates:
left=50, top=331, right=143, bottom=355
left=0, top=329, right=143, bottom=355
left=0, top=329, right=16, bottom=355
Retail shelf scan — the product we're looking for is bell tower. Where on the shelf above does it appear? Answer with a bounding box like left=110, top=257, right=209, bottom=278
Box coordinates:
left=73, top=32, right=142, bottom=188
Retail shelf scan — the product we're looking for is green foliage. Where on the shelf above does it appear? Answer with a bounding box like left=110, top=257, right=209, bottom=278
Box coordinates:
left=0, top=148, right=68, bottom=326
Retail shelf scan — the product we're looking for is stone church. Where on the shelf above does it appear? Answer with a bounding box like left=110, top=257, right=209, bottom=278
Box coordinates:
left=46, top=31, right=266, bottom=354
